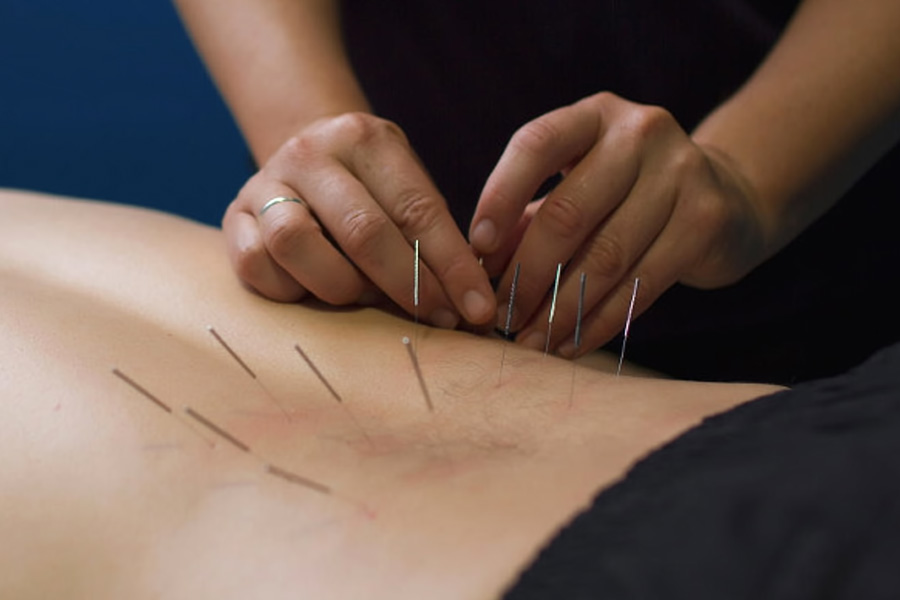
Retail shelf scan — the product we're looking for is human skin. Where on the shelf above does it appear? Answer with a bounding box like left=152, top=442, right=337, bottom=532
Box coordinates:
left=173, top=0, right=900, bottom=352
left=0, top=189, right=783, bottom=599
left=475, top=0, right=900, bottom=355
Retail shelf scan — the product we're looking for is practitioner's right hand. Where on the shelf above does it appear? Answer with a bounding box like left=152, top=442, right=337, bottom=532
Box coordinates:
left=222, top=112, right=496, bottom=329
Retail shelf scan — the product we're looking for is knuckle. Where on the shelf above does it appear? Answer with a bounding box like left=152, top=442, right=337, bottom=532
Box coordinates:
left=510, top=118, right=562, bottom=157
left=331, top=111, right=375, bottom=141
left=394, top=188, right=443, bottom=234
left=278, top=132, right=318, bottom=164
left=583, top=90, right=621, bottom=111
left=625, top=104, right=675, bottom=139
left=329, top=112, right=404, bottom=146
left=341, top=209, right=390, bottom=258
left=539, top=193, right=588, bottom=239
left=584, top=235, right=628, bottom=280
left=669, top=146, right=712, bottom=186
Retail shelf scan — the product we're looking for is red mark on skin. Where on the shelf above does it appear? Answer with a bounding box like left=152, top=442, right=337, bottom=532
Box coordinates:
left=53, top=402, right=62, bottom=412
left=358, top=504, right=378, bottom=520
left=336, top=496, right=378, bottom=520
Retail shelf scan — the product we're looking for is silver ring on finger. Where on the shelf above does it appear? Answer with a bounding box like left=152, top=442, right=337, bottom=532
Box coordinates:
left=258, top=196, right=309, bottom=217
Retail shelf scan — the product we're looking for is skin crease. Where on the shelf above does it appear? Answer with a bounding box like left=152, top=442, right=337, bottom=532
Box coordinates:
left=0, top=189, right=784, bottom=599
left=172, top=0, right=900, bottom=356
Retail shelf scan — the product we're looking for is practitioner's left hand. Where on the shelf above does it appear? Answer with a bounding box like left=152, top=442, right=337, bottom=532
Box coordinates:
left=470, top=91, right=772, bottom=357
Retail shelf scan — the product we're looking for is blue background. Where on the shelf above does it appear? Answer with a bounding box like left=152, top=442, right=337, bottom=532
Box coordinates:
left=0, top=1, right=250, bottom=226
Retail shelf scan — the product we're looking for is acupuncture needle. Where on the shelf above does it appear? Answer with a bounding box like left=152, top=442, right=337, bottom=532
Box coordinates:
left=403, top=336, right=434, bottom=412
left=413, top=239, right=420, bottom=354
left=113, top=368, right=332, bottom=497
left=498, top=262, right=521, bottom=385
left=616, top=277, right=641, bottom=377
left=184, top=406, right=251, bottom=453
left=207, top=326, right=292, bottom=421
left=574, top=272, right=587, bottom=353
left=112, top=367, right=172, bottom=413
left=545, top=262, right=563, bottom=356
left=112, top=367, right=215, bottom=447
left=265, top=463, right=331, bottom=495
left=294, top=343, right=343, bottom=403
left=569, top=272, right=587, bottom=406
left=294, top=342, right=375, bottom=448
left=184, top=405, right=332, bottom=496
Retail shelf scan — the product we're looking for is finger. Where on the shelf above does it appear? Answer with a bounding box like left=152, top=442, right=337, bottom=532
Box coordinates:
left=249, top=185, right=369, bottom=305
left=222, top=201, right=308, bottom=302
left=349, top=138, right=496, bottom=325
left=555, top=199, right=714, bottom=357
left=518, top=169, right=676, bottom=352
left=488, top=200, right=542, bottom=333
left=511, top=264, right=584, bottom=353
left=470, top=100, right=602, bottom=256
left=499, top=127, right=644, bottom=334
left=482, top=199, right=542, bottom=279
left=295, top=158, right=462, bottom=329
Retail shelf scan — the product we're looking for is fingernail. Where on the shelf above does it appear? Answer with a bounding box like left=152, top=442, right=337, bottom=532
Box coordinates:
left=519, top=331, right=545, bottom=352
left=470, top=219, right=497, bottom=251
left=558, top=339, right=576, bottom=358
left=463, top=289, right=492, bottom=323
left=430, top=307, right=459, bottom=330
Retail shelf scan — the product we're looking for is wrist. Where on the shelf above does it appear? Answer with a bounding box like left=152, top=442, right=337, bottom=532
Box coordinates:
left=695, top=141, right=785, bottom=257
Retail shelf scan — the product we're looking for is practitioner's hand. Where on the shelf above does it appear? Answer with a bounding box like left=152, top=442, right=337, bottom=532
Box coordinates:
left=222, top=112, right=496, bottom=328
left=470, top=92, right=771, bottom=356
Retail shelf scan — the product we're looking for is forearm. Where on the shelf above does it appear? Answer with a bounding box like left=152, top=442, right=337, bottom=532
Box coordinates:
left=692, top=0, right=900, bottom=254
left=173, top=0, right=370, bottom=164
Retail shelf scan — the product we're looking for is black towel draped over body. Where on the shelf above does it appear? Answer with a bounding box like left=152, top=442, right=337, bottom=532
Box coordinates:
left=506, top=341, right=900, bottom=599
left=341, top=0, right=900, bottom=385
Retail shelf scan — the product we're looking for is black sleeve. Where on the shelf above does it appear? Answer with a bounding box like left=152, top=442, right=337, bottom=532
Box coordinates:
left=505, top=342, right=900, bottom=600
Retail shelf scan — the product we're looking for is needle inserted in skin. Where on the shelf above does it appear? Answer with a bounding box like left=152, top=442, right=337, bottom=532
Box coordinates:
left=616, top=277, right=641, bottom=377
left=184, top=406, right=252, bottom=453
left=413, top=239, right=420, bottom=353
left=403, top=336, right=434, bottom=412
left=265, top=464, right=332, bottom=495
left=112, top=367, right=214, bottom=447
left=294, top=343, right=342, bottom=403
left=569, top=272, right=587, bottom=406
left=498, top=262, right=521, bottom=385
left=208, top=326, right=256, bottom=379
left=545, top=262, right=563, bottom=356
left=207, top=326, right=291, bottom=420
left=574, top=272, right=587, bottom=351
left=295, top=342, right=377, bottom=449
left=112, top=368, right=172, bottom=413
left=113, top=368, right=332, bottom=495
left=184, top=408, right=333, bottom=495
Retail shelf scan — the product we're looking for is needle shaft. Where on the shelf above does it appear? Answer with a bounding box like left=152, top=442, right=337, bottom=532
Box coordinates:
left=403, top=336, right=433, bottom=412
left=545, top=262, right=563, bottom=356
left=295, top=343, right=342, bottom=403
left=498, top=262, right=521, bottom=385
left=616, top=277, right=641, bottom=377
left=184, top=406, right=252, bottom=453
